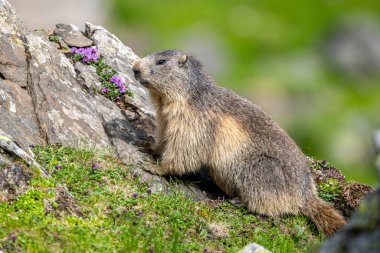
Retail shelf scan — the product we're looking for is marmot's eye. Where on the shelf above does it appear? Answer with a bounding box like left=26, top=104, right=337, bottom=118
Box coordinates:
left=157, top=59, right=166, bottom=65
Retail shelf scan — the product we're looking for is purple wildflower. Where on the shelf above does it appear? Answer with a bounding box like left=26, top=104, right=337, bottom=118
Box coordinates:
left=110, top=75, right=123, bottom=87
left=118, top=84, right=126, bottom=94
left=101, top=87, right=108, bottom=93
left=70, top=47, right=98, bottom=63
left=132, top=192, right=138, bottom=198
left=203, top=249, right=208, bottom=253
left=92, top=164, right=99, bottom=170
left=149, top=248, right=154, bottom=253
left=29, top=144, right=36, bottom=148
left=137, top=210, right=143, bottom=217
left=9, top=234, right=16, bottom=242
left=55, top=164, right=61, bottom=170
left=147, top=188, right=152, bottom=195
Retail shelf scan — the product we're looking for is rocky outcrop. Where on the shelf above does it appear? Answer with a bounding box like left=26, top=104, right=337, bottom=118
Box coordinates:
left=0, top=0, right=154, bottom=163
left=323, top=16, right=380, bottom=79
left=318, top=188, right=380, bottom=253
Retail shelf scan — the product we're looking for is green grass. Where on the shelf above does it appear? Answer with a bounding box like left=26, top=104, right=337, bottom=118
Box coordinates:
left=0, top=145, right=320, bottom=252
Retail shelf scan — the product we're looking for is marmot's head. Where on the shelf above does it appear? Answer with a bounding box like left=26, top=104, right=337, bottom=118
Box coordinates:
left=133, top=49, right=209, bottom=100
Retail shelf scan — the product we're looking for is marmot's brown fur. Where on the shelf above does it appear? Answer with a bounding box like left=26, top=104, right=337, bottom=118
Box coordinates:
left=132, top=49, right=345, bottom=236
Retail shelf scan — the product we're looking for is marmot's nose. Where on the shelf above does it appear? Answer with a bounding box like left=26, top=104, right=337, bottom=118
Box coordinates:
left=132, top=62, right=141, bottom=75
left=132, top=62, right=142, bottom=81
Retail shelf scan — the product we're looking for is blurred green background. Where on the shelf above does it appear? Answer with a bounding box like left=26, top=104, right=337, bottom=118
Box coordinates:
left=108, top=0, right=380, bottom=186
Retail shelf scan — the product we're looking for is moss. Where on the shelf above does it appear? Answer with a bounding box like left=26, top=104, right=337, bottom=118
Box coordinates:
left=48, top=35, right=61, bottom=43
left=318, top=178, right=341, bottom=202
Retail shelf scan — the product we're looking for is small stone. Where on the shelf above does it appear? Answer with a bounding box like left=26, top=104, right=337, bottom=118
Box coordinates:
left=239, top=243, right=272, bottom=253
left=207, top=222, right=229, bottom=239
left=54, top=24, right=93, bottom=48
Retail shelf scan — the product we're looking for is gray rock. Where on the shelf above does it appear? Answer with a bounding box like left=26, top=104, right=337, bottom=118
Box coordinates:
left=0, top=163, right=32, bottom=202
left=0, top=1, right=27, bottom=86
left=318, top=188, right=380, bottom=253
left=92, top=94, right=154, bottom=163
left=0, top=79, right=46, bottom=149
left=74, top=61, right=101, bottom=90
left=323, top=16, right=380, bottom=79
left=0, top=135, right=49, bottom=177
left=54, top=23, right=93, bottom=48
left=239, top=243, right=272, bottom=253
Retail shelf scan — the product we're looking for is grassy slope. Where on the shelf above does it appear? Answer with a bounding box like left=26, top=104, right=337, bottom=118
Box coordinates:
left=0, top=146, right=321, bottom=252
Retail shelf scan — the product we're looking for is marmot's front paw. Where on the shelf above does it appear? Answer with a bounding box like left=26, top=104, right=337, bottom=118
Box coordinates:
left=143, top=163, right=164, bottom=176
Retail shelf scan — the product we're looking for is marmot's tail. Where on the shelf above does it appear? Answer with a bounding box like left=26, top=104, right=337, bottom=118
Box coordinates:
left=301, top=196, right=346, bottom=236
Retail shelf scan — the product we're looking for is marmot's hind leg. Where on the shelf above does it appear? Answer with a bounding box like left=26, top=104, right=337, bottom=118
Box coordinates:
left=238, top=155, right=303, bottom=216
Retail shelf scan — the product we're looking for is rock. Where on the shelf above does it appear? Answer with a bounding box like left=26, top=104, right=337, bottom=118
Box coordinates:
left=318, top=188, right=380, bottom=253
left=0, top=136, right=49, bottom=177
left=207, top=222, right=229, bottom=239
left=74, top=61, right=101, bottom=90
left=0, top=0, right=166, bottom=197
left=0, top=0, right=28, bottom=86
left=0, top=79, right=46, bottom=149
left=239, top=243, right=272, bottom=253
left=323, top=16, right=380, bottom=79
left=54, top=24, right=93, bottom=47
left=0, top=163, right=32, bottom=201
left=88, top=88, right=154, bottom=163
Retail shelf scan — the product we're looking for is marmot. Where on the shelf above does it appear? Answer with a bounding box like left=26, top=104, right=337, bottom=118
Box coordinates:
left=132, top=49, right=345, bottom=235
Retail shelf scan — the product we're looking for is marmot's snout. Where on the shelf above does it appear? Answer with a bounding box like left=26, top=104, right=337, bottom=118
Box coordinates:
left=132, top=62, right=142, bottom=81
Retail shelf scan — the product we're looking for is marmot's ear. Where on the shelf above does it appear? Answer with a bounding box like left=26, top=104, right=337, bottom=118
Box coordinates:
left=178, top=54, right=188, bottom=67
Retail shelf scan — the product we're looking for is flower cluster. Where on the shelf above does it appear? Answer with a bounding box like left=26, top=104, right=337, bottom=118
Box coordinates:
left=70, top=47, right=98, bottom=63
left=70, top=46, right=132, bottom=101
left=102, top=75, right=126, bottom=93
left=99, top=74, right=129, bottom=101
